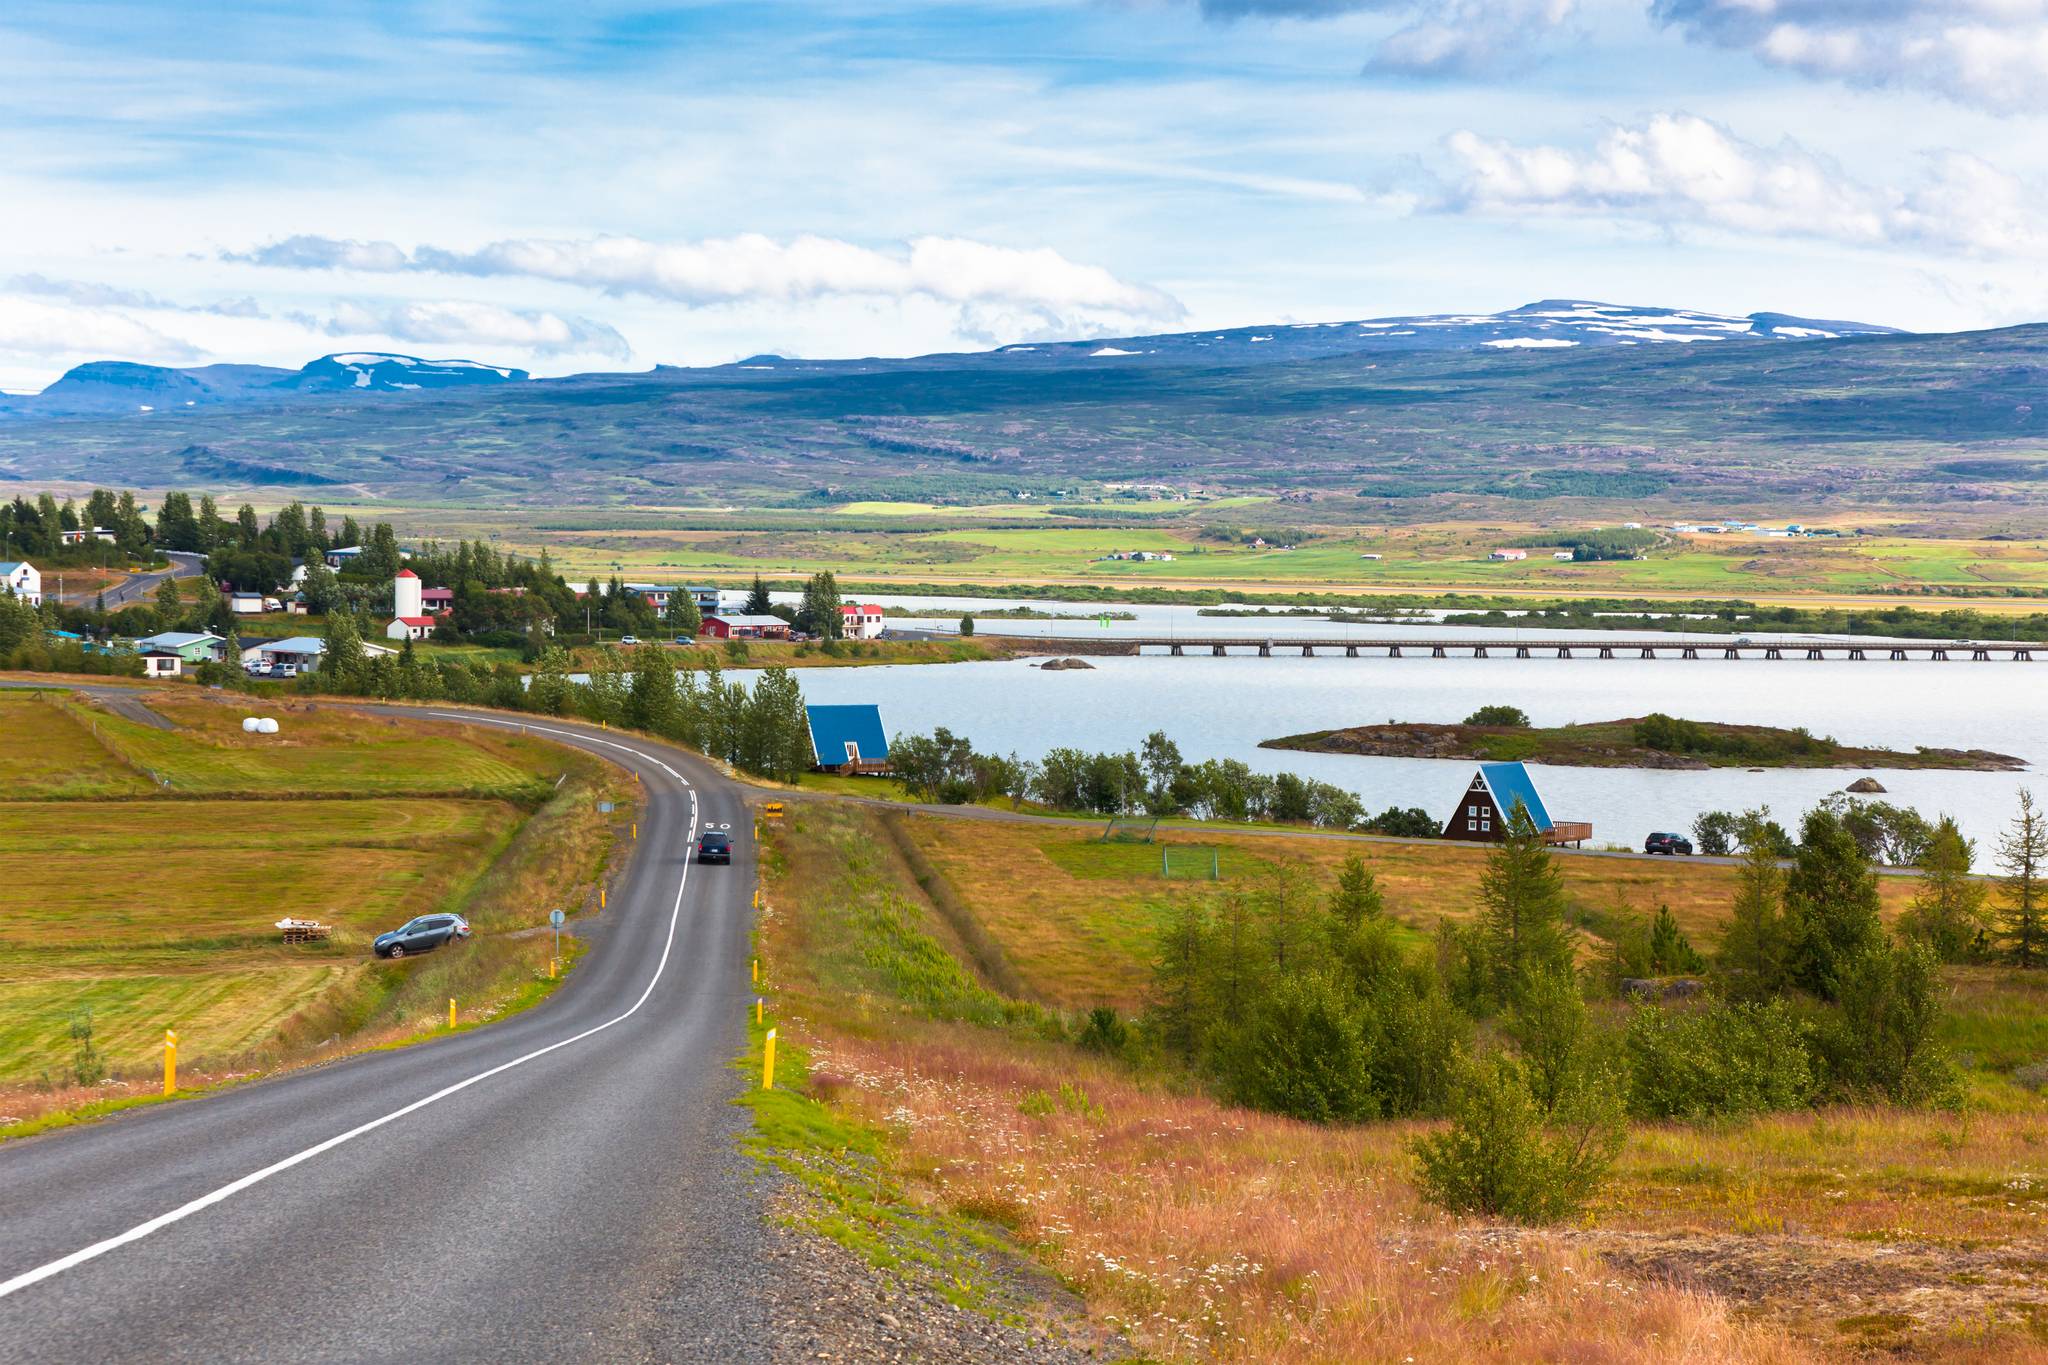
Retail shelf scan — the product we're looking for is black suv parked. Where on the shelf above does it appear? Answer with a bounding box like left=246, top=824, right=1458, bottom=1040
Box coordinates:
left=1644, top=832, right=1694, bottom=856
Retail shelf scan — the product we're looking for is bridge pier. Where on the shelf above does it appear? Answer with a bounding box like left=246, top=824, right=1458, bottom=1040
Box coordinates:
left=1431, top=645, right=1446, bottom=658
left=1473, top=645, right=1489, bottom=659
left=1640, top=647, right=1657, bottom=659
left=1345, top=644, right=1358, bottom=657
left=1300, top=644, right=1314, bottom=657
left=1169, top=643, right=1183, bottom=656
left=1765, top=647, right=1782, bottom=659
left=1930, top=648, right=1949, bottom=661
left=1515, top=645, right=1530, bottom=658
left=1889, top=648, right=1906, bottom=660
left=1806, top=648, right=1824, bottom=660
left=1555, top=646, right=1571, bottom=659
left=1681, top=646, right=1698, bottom=659
left=1388, top=645, right=1402, bottom=658
left=1598, top=646, right=1614, bottom=659
left=2019, top=649, right=2034, bottom=661
left=1848, top=648, right=1866, bottom=660
left=1973, top=648, right=1991, bottom=661
left=1723, top=647, right=1742, bottom=659
left=1212, top=644, right=1227, bottom=657
left=1258, top=642, right=1271, bottom=657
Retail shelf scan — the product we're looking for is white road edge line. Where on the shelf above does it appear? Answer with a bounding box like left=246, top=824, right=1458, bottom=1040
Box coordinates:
left=0, top=715, right=699, bottom=1301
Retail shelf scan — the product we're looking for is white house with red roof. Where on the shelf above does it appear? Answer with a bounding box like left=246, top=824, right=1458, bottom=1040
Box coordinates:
left=839, top=602, right=886, bottom=639
left=385, top=569, right=439, bottom=641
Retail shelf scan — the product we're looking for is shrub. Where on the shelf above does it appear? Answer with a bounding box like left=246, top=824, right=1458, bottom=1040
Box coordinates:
left=1075, top=1005, right=1130, bottom=1056
left=1411, top=1052, right=1624, bottom=1225
left=1365, top=806, right=1439, bottom=838
left=1210, top=972, right=1382, bottom=1122
left=1623, top=1000, right=1815, bottom=1120
left=1816, top=938, right=1960, bottom=1108
left=1464, top=704, right=1530, bottom=727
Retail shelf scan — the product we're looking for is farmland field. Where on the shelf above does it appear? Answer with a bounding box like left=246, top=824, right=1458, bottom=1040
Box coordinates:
left=0, top=690, right=629, bottom=1104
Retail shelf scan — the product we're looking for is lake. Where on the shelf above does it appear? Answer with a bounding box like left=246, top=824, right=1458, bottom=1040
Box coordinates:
left=767, top=649, right=2042, bottom=861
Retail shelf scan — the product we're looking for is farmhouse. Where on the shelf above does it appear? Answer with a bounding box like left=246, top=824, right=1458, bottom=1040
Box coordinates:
left=1488, top=549, right=1528, bottom=562
left=130, top=630, right=227, bottom=663
left=0, top=561, right=42, bottom=607
left=139, top=649, right=183, bottom=678
left=324, top=546, right=364, bottom=569
left=701, top=613, right=791, bottom=641
left=1440, top=761, right=1592, bottom=847
left=839, top=602, right=886, bottom=639
left=805, top=704, right=891, bottom=773
left=58, top=527, right=116, bottom=545
left=687, top=585, right=721, bottom=614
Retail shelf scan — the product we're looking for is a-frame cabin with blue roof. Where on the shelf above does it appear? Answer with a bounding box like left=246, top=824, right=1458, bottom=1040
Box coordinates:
left=1441, top=761, right=1590, bottom=847
left=805, top=703, right=893, bottom=774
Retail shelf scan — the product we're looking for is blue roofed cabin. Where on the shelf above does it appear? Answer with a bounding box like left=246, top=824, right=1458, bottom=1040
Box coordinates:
left=805, top=704, right=892, bottom=774
left=1441, top=761, right=1591, bottom=848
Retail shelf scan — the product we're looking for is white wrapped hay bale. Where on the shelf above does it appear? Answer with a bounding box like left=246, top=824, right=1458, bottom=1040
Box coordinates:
left=256, top=717, right=280, bottom=734
left=242, top=717, right=261, bottom=733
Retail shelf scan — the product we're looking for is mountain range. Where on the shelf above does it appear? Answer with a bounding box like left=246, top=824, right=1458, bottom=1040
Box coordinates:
left=0, top=301, right=1894, bottom=418
left=0, top=300, right=2040, bottom=516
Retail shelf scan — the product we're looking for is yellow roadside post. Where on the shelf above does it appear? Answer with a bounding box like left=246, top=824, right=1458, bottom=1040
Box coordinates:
left=600, top=885, right=607, bottom=910
left=751, top=957, right=759, bottom=984
left=163, top=1030, right=177, bottom=1096
left=549, top=958, right=557, bottom=980
left=448, top=998, right=457, bottom=1029
left=755, top=997, right=763, bottom=1025
left=632, top=822, right=638, bottom=841
left=762, top=1029, right=777, bottom=1090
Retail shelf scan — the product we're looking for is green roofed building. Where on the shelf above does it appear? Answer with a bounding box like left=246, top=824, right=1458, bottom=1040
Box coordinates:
left=805, top=704, right=891, bottom=773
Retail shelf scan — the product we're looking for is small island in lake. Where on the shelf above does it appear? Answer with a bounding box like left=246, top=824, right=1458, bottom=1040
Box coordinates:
left=1261, top=712, right=2026, bottom=771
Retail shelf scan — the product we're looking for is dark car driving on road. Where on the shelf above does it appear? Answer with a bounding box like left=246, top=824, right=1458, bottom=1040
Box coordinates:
left=697, top=831, right=732, bottom=864
left=1644, top=832, right=1694, bottom=856
left=373, top=913, right=472, bottom=959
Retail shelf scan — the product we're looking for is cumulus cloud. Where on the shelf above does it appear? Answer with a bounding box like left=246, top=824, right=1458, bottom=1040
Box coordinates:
left=228, top=232, right=1186, bottom=340
left=317, top=299, right=632, bottom=359
left=1433, top=112, right=2047, bottom=255
left=0, top=295, right=205, bottom=364
left=1654, top=0, right=2048, bottom=110
left=1193, top=0, right=1576, bottom=74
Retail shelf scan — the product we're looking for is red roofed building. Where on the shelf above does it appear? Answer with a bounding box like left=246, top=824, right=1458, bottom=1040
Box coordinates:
left=839, top=602, right=886, bottom=640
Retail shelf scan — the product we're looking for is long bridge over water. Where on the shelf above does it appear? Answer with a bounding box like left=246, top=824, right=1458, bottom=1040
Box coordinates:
left=1044, top=636, right=2047, bottom=662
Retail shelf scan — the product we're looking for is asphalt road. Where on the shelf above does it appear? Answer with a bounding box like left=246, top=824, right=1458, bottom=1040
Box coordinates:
left=0, top=710, right=770, bottom=1363
left=75, top=550, right=209, bottom=608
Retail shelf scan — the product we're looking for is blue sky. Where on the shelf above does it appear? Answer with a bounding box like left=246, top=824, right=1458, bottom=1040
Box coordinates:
left=3, top=0, right=2045, bottom=388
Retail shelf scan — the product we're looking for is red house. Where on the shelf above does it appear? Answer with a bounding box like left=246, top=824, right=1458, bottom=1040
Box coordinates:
left=700, top=613, right=791, bottom=641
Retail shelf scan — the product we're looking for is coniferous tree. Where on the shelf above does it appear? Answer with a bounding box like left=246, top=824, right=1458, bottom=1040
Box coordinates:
left=670, top=592, right=703, bottom=637
left=745, top=575, right=772, bottom=615
left=1719, top=818, right=1790, bottom=999
left=1898, top=817, right=1988, bottom=962
left=1473, top=803, right=1576, bottom=1007
left=1783, top=806, right=1882, bottom=998
left=1329, top=853, right=1385, bottom=930
left=155, top=491, right=200, bottom=552
left=1998, top=789, right=2048, bottom=968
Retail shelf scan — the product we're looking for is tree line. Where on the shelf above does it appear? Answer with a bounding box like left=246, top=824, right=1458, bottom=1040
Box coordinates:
left=886, top=726, right=1436, bottom=834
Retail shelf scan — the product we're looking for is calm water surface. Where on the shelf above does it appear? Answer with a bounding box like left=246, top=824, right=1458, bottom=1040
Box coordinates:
left=770, top=651, right=2044, bottom=859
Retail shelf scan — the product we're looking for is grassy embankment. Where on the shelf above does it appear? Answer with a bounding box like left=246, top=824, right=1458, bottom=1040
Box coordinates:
left=1265, top=717, right=2028, bottom=771
left=744, top=803, right=2048, bottom=1361
left=0, top=690, right=632, bottom=1131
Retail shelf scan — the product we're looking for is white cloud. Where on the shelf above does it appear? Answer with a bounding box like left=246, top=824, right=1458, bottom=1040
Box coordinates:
left=318, top=299, right=632, bottom=359
left=0, top=295, right=205, bottom=367
left=1434, top=113, right=2048, bottom=256
left=229, top=232, right=1187, bottom=340
left=1192, top=0, right=1578, bottom=73
left=1654, top=0, right=2048, bottom=111
left=7, top=273, right=267, bottom=319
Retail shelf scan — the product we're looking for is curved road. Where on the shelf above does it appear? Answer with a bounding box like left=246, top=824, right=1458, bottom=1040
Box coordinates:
left=0, top=710, right=769, bottom=1362
left=54, top=550, right=208, bottom=608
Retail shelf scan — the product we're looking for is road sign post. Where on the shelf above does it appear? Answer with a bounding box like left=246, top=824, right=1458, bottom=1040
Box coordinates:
left=550, top=909, right=565, bottom=976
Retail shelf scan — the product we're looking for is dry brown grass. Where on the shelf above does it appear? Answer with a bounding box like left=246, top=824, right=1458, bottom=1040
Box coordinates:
left=760, top=806, right=2048, bottom=1362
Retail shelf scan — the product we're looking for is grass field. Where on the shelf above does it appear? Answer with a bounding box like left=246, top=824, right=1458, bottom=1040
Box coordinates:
left=749, top=803, right=2048, bottom=1360
left=0, top=692, right=630, bottom=1112
left=352, top=508, right=2048, bottom=606
left=899, top=819, right=1916, bottom=1009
